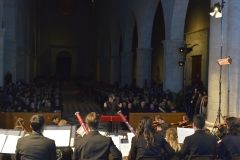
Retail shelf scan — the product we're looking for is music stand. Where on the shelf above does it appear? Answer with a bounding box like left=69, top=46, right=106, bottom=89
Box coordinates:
left=100, top=116, right=126, bottom=134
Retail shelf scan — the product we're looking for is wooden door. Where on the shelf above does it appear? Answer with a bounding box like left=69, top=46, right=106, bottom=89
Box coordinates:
left=191, top=55, right=202, bottom=83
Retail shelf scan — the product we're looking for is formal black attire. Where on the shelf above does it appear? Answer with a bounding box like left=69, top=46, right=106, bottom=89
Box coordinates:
left=217, top=134, right=240, bottom=160
left=73, top=131, right=122, bottom=160
left=104, top=101, right=120, bottom=132
left=179, top=130, right=217, bottom=160
left=129, top=132, right=175, bottom=160
left=15, top=132, right=56, bottom=160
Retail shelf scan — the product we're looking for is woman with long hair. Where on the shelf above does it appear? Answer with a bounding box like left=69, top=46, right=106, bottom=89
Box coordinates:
left=128, top=116, right=174, bottom=160
left=166, top=128, right=181, bottom=152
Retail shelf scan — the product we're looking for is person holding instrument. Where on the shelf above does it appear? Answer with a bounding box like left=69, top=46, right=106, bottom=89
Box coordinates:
left=73, top=112, right=122, bottom=160
left=128, top=116, right=175, bottom=160
left=15, top=114, right=56, bottom=160
left=171, top=115, right=192, bottom=128
left=103, top=94, right=121, bottom=132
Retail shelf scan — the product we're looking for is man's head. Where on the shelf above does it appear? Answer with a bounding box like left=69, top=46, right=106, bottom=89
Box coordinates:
left=193, top=114, right=205, bottom=130
left=85, top=112, right=100, bottom=131
left=52, top=115, right=59, bottom=124
left=226, top=117, right=240, bottom=135
left=30, top=114, right=45, bottom=132
left=108, top=94, right=115, bottom=102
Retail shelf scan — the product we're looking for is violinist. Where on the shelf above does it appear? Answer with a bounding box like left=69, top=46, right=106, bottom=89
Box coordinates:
left=153, top=115, right=169, bottom=131
left=215, top=116, right=228, bottom=139
left=171, top=115, right=192, bottom=128
left=14, top=118, right=25, bottom=130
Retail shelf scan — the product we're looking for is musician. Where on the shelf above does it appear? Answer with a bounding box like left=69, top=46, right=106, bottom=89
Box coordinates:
left=103, top=94, right=121, bottom=132
left=215, top=116, right=228, bottom=139
left=49, top=115, right=59, bottom=125
left=171, top=115, right=192, bottom=128
left=14, top=118, right=25, bottom=130
left=15, top=114, right=56, bottom=160
left=179, top=114, right=217, bottom=160
left=128, top=116, right=175, bottom=160
left=73, top=112, right=122, bottom=160
left=217, top=117, right=240, bottom=160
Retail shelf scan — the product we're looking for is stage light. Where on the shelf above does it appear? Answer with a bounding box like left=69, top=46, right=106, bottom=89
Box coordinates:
left=210, top=1, right=225, bottom=18
left=217, top=56, right=232, bottom=66
left=178, top=61, right=184, bottom=66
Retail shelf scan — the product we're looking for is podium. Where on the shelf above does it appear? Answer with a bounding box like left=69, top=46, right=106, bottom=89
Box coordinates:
left=100, top=116, right=126, bottom=133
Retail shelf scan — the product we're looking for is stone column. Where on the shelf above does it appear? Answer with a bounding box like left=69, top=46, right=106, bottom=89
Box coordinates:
left=33, top=55, right=38, bottom=78
left=136, top=48, right=152, bottom=88
left=227, top=0, right=240, bottom=117
left=162, top=40, right=184, bottom=93
left=110, top=55, right=120, bottom=85
left=121, top=52, right=133, bottom=86
left=25, top=51, right=30, bottom=83
left=0, top=29, right=5, bottom=86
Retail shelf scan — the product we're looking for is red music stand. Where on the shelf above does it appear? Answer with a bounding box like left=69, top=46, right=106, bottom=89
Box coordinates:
left=100, top=116, right=126, bottom=133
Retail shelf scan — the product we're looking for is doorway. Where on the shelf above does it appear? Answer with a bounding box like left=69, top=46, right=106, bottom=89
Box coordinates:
left=191, top=55, right=202, bottom=83
left=56, top=51, right=72, bottom=75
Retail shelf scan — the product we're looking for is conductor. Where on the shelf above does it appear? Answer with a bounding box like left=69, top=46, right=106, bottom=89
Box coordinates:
left=103, top=94, right=122, bottom=132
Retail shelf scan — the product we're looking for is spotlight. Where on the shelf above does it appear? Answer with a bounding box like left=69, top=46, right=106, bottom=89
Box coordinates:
left=217, top=56, right=232, bottom=66
left=210, top=1, right=225, bottom=18
left=178, top=44, right=198, bottom=54
left=178, top=61, right=184, bottom=66
left=179, top=47, right=185, bottom=53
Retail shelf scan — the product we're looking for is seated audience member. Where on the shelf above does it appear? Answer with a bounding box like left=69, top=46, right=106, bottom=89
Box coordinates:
left=217, top=117, right=240, bottom=160
left=128, top=116, right=174, bottom=160
left=179, top=114, right=217, bottom=160
left=49, top=115, right=59, bottom=125
left=58, top=119, right=68, bottom=126
left=148, top=103, right=158, bottom=112
left=73, top=112, right=122, bottom=160
left=15, top=114, right=56, bottom=160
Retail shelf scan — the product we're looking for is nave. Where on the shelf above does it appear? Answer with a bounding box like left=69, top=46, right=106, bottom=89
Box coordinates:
left=60, top=83, right=106, bottom=130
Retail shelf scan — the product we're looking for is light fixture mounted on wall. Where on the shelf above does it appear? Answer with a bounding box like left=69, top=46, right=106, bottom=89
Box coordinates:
left=210, top=0, right=225, bottom=18
left=178, top=44, right=198, bottom=54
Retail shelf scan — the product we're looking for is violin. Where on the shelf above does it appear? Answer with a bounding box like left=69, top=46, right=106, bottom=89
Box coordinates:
left=14, top=116, right=31, bottom=133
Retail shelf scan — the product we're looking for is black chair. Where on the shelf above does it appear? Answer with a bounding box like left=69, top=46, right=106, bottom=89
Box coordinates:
left=137, top=155, right=162, bottom=160
left=190, top=155, right=214, bottom=160
left=232, top=154, right=240, bottom=160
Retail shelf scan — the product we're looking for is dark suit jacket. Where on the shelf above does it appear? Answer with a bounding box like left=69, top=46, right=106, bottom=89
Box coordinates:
left=15, top=132, right=56, bottom=160
left=73, top=131, right=122, bottom=160
left=179, top=130, right=217, bottom=160
left=104, top=101, right=119, bottom=116
left=129, top=132, right=175, bottom=160
left=217, top=134, right=240, bottom=160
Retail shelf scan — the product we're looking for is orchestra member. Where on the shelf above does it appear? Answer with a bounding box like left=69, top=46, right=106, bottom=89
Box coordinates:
left=49, top=115, right=59, bottom=125
left=215, top=116, right=228, bottom=139
left=179, top=114, right=217, bottom=160
left=15, top=114, right=56, bottom=160
left=171, top=115, right=192, bottom=128
left=58, top=119, right=68, bottom=126
left=128, top=116, right=175, bottom=160
left=166, top=128, right=181, bottom=160
left=103, top=94, right=121, bottom=132
left=14, top=118, right=25, bottom=130
left=217, top=117, right=240, bottom=160
left=73, top=112, right=122, bottom=160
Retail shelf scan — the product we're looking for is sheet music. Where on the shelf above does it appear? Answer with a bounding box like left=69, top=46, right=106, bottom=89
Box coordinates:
left=1, top=135, right=21, bottom=154
left=177, top=127, right=194, bottom=144
left=0, top=134, right=7, bottom=153
left=120, top=143, right=131, bottom=157
left=99, top=131, right=107, bottom=136
left=43, top=130, right=70, bottom=146
left=109, top=135, right=120, bottom=150
left=127, top=132, right=135, bottom=144
left=76, top=126, right=86, bottom=137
